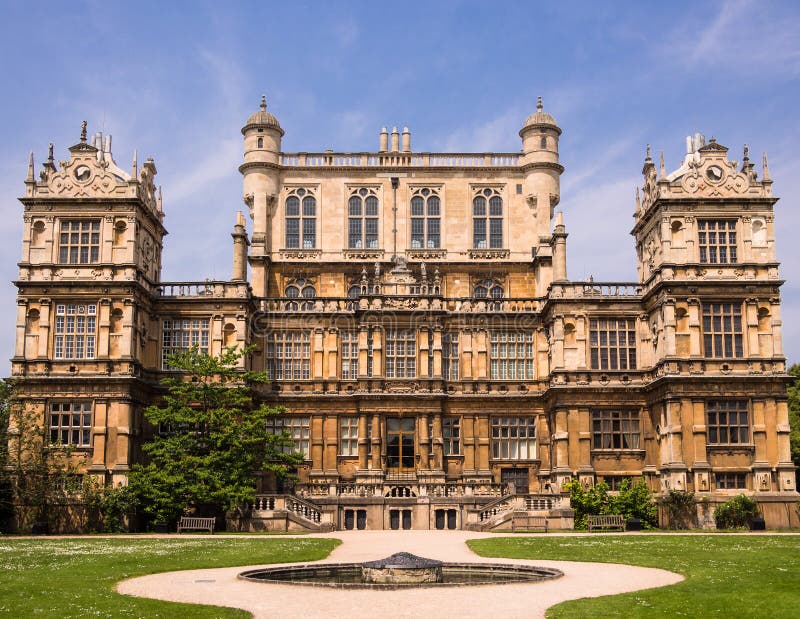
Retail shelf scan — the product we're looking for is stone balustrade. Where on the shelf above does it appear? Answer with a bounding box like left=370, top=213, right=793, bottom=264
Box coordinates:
left=279, top=152, right=520, bottom=168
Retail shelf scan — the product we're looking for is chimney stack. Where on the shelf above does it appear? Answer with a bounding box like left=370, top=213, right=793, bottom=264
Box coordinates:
left=379, top=127, right=388, bottom=152
left=402, top=127, right=411, bottom=152
left=390, top=126, right=399, bottom=152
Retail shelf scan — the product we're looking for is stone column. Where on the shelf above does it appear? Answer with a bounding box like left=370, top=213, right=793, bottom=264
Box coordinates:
left=431, top=413, right=444, bottom=471
left=311, top=414, right=325, bottom=473
left=370, top=413, right=382, bottom=470
left=38, top=299, right=51, bottom=359
left=418, top=413, right=430, bottom=471
left=432, top=327, right=443, bottom=378
left=358, top=413, right=369, bottom=470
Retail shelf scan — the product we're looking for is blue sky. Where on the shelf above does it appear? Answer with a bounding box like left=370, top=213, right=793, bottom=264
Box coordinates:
left=0, top=0, right=798, bottom=367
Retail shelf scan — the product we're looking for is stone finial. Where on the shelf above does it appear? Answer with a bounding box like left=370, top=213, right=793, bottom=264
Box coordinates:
left=555, top=211, right=564, bottom=227
left=645, top=144, right=651, bottom=161
left=80, top=120, right=87, bottom=143
left=537, top=96, right=543, bottom=111
left=260, top=95, right=267, bottom=112
left=131, top=149, right=138, bottom=179
left=762, top=152, right=771, bottom=182
left=26, top=151, right=34, bottom=182
left=659, top=152, right=666, bottom=177
left=635, top=187, right=641, bottom=212
left=157, top=186, right=163, bottom=212
left=48, top=143, right=54, bottom=163
left=743, top=144, right=749, bottom=161
left=236, top=210, right=246, bottom=227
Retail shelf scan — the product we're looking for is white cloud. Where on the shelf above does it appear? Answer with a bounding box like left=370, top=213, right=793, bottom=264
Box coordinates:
left=665, top=0, right=800, bottom=76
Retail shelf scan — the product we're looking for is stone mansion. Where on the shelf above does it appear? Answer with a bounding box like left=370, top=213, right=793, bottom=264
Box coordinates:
left=11, top=97, right=798, bottom=530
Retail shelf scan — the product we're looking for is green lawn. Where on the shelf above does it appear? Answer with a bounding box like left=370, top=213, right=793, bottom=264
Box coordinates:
left=0, top=537, right=340, bottom=618
left=468, top=535, right=800, bottom=618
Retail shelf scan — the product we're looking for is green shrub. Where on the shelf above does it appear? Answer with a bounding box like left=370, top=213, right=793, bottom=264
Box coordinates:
left=714, top=494, right=760, bottom=529
left=661, top=489, right=696, bottom=529
left=565, top=477, right=657, bottom=529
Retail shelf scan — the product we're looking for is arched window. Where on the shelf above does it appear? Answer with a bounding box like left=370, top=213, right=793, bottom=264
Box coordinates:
left=473, top=279, right=504, bottom=299
left=285, top=188, right=317, bottom=249
left=540, top=136, right=547, bottom=149
left=472, top=188, right=503, bottom=249
left=410, top=188, right=441, bottom=249
left=285, top=278, right=316, bottom=298
left=348, top=285, right=361, bottom=299
left=348, top=188, right=379, bottom=249
left=257, top=137, right=264, bottom=148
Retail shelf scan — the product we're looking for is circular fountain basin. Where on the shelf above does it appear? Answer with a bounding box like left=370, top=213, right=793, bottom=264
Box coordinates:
left=239, top=552, right=563, bottom=590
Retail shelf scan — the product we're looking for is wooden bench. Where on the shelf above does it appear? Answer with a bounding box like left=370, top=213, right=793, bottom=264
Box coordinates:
left=177, top=516, right=215, bottom=534
left=512, top=515, right=549, bottom=532
left=588, top=514, right=625, bottom=532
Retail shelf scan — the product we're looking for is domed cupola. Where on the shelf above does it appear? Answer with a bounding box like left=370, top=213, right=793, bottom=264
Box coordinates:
left=241, top=95, right=284, bottom=136
left=519, top=96, right=561, bottom=137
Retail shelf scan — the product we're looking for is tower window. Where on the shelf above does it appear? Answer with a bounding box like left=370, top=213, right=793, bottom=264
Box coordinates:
left=707, top=400, right=749, bottom=445
left=473, top=278, right=504, bottom=299
left=348, top=188, right=379, bottom=249
left=540, top=137, right=547, bottom=149
left=54, top=303, right=97, bottom=360
left=702, top=302, right=743, bottom=358
left=257, top=137, right=263, bottom=148
left=49, top=402, right=92, bottom=447
left=162, top=318, right=210, bottom=369
left=698, top=219, right=737, bottom=264
left=589, top=318, right=637, bottom=370
left=473, top=188, right=503, bottom=249
left=285, top=188, right=317, bottom=249
left=410, top=188, right=441, bottom=249
left=58, top=219, right=100, bottom=264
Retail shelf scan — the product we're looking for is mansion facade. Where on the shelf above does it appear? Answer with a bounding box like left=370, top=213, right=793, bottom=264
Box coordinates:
left=11, top=99, right=798, bottom=530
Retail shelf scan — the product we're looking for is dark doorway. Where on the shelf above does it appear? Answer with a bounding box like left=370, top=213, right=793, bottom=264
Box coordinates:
left=356, top=509, right=367, bottom=530
left=390, top=509, right=400, bottom=530
left=344, top=509, right=354, bottom=530
left=435, top=509, right=445, bottom=530
left=447, top=509, right=457, bottom=530
left=402, top=509, right=412, bottom=530
left=501, top=468, right=529, bottom=494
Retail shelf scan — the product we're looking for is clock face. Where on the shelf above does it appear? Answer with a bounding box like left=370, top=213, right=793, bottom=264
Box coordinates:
left=706, top=165, right=723, bottom=182
left=74, top=165, right=91, bottom=182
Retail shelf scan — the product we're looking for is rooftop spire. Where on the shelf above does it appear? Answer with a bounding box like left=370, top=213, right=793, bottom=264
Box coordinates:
left=48, top=143, right=54, bottom=163
left=645, top=144, right=652, bottom=162
left=537, top=96, right=543, bottom=111
left=659, top=151, right=666, bottom=177
left=80, top=120, right=87, bottom=143
left=157, top=186, right=163, bottom=212
left=26, top=151, right=34, bottom=182
left=762, top=151, right=771, bottom=182
left=131, top=149, right=138, bottom=180
left=260, top=95, right=266, bottom=112
left=635, top=186, right=641, bottom=212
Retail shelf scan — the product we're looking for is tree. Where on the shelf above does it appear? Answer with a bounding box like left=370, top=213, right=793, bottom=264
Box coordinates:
left=126, top=346, right=303, bottom=527
left=787, top=364, right=800, bottom=477
left=0, top=379, right=13, bottom=530
left=3, top=384, right=86, bottom=532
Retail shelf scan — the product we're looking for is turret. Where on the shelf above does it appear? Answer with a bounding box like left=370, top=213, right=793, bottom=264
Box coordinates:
left=519, top=97, right=565, bottom=265
left=239, top=95, right=284, bottom=294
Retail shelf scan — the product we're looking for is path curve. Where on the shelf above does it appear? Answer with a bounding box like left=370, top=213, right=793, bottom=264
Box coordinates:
left=117, top=531, right=683, bottom=618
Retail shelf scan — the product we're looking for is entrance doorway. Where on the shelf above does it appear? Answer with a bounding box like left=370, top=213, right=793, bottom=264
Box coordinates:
left=501, top=468, right=529, bottom=494
left=435, top=509, right=458, bottom=530
left=390, top=509, right=412, bottom=530
left=343, top=509, right=367, bottom=530
left=387, top=417, right=415, bottom=471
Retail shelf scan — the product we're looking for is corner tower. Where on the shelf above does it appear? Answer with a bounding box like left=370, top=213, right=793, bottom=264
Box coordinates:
left=239, top=96, right=284, bottom=296
left=14, top=123, right=167, bottom=486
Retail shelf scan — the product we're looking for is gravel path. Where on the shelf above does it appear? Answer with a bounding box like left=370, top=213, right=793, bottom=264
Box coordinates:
left=116, top=531, right=683, bottom=618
